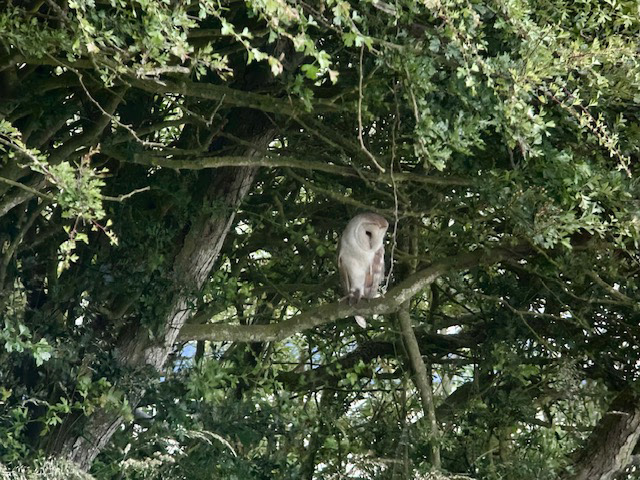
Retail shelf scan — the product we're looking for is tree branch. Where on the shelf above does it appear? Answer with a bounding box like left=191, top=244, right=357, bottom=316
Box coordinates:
left=119, top=150, right=471, bottom=187
left=178, top=246, right=528, bottom=343
left=0, top=177, right=47, bottom=218
left=397, top=302, right=441, bottom=468
left=587, top=270, right=636, bottom=305
left=277, top=332, right=478, bottom=391
left=125, top=76, right=336, bottom=116
left=0, top=175, right=54, bottom=202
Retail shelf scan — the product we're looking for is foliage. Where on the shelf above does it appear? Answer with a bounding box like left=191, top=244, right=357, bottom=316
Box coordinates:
left=0, top=458, right=93, bottom=479
left=0, top=0, right=640, bottom=479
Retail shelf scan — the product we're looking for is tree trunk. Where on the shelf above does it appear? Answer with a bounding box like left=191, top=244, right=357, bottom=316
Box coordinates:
left=36, top=31, right=300, bottom=466
left=42, top=96, right=278, bottom=463
left=564, top=389, right=640, bottom=480
left=45, top=164, right=260, bottom=468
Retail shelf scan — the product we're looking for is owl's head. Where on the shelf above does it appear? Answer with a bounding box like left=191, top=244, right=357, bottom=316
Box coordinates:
left=353, top=213, right=389, bottom=251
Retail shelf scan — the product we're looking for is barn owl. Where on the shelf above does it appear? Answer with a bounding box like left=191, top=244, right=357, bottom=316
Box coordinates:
left=338, top=212, right=389, bottom=328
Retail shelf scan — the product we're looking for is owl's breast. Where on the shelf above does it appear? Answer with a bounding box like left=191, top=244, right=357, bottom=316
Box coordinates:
left=339, top=238, right=375, bottom=263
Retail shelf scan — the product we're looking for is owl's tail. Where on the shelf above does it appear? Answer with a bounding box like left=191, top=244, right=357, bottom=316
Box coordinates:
left=355, top=316, right=367, bottom=328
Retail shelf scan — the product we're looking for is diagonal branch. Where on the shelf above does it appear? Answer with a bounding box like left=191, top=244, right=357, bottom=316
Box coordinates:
left=586, top=270, right=635, bottom=305
left=0, top=175, right=54, bottom=202
left=398, top=302, right=441, bottom=468
left=179, top=246, right=528, bottom=343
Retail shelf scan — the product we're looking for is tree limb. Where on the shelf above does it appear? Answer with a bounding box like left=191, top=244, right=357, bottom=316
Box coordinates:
left=587, top=270, right=636, bottom=305
left=0, top=175, right=54, bottom=202
left=119, top=150, right=471, bottom=187
left=178, top=246, right=528, bottom=343
left=398, top=302, right=441, bottom=468
left=125, top=76, right=336, bottom=116
left=277, top=332, right=478, bottom=391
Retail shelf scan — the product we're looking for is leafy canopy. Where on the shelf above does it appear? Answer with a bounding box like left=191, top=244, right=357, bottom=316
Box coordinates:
left=0, top=0, right=639, bottom=479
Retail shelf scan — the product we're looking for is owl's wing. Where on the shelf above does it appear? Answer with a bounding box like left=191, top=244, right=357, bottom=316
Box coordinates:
left=364, top=245, right=385, bottom=298
left=338, top=251, right=351, bottom=295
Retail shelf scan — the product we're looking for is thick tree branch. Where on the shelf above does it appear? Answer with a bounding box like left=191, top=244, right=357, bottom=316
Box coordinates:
left=125, top=76, right=335, bottom=116
left=119, top=150, right=471, bottom=187
left=277, top=332, right=478, bottom=391
left=0, top=175, right=54, bottom=202
left=179, top=246, right=527, bottom=343
left=0, top=177, right=47, bottom=218
left=9, top=58, right=316, bottom=117
left=587, top=270, right=636, bottom=305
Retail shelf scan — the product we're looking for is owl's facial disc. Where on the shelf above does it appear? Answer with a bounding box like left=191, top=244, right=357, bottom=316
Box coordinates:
left=360, top=222, right=382, bottom=250
left=365, top=230, right=373, bottom=248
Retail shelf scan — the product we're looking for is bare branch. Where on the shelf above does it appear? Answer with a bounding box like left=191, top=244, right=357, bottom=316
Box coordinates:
left=398, top=302, right=441, bottom=468
left=126, top=76, right=337, bottom=117
left=75, top=73, right=163, bottom=148
left=587, top=270, right=636, bottom=305
left=358, top=46, right=385, bottom=173
left=0, top=175, right=54, bottom=202
left=286, top=168, right=415, bottom=217
left=101, top=186, right=151, bottom=202
left=0, top=178, right=46, bottom=218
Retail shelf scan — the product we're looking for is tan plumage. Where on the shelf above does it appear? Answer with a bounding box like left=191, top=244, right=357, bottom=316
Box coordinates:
left=338, top=212, right=389, bottom=328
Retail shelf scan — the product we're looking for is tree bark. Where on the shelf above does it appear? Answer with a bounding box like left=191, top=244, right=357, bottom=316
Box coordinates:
left=564, top=389, right=640, bottom=480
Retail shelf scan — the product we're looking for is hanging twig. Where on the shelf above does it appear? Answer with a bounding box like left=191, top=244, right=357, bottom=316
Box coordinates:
left=358, top=46, right=386, bottom=173
left=385, top=83, right=401, bottom=292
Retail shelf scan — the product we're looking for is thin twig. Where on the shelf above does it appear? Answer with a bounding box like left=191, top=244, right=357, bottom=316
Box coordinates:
left=475, top=292, right=564, bottom=354
left=286, top=168, right=413, bottom=217
left=385, top=84, right=401, bottom=292
left=0, top=136, right=41, bottom=164
left=0, top=175, right=54, bottom=201
left=101, top=186, right=151, bottom=202
left=76, top=73, right=164, bottom=148
left=46, top=53, right=164, bottom=148
left=358, top=46, right=386, bottom=173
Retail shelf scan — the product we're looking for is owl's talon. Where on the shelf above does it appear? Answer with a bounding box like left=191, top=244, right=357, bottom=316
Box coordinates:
left=351, top=289, right=362, bottom=304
